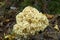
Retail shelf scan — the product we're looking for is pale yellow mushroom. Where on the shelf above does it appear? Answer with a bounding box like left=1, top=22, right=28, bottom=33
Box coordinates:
left=13, top=6, right=49, bottom=36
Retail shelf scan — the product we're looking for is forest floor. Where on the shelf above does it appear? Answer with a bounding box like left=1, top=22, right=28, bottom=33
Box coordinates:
left=0, top=8, right=60, bottom=40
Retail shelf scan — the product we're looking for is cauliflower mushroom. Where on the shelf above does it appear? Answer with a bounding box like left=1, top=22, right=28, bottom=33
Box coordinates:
left=13, top=6, right=49, bottom=36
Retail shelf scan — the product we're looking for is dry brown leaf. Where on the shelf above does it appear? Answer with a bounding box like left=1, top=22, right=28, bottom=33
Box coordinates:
left=5, top=19, right=10, bottom=22
left=44, top=14, right=54, bottom=19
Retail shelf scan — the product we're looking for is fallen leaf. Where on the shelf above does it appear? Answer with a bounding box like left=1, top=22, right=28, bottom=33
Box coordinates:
left=5, top=19, right=10, bottom=22
left=54, top=24, right=59, bottom=31
left=44, top=14, right=54, bottom=19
